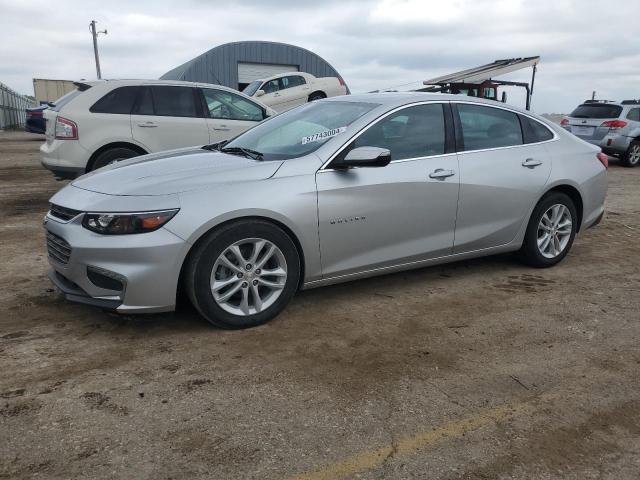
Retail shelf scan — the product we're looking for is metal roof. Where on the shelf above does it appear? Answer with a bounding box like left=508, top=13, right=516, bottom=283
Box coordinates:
left=423, top=56, right=540, bottom=85
left=160, top=41, right=347, bottom=91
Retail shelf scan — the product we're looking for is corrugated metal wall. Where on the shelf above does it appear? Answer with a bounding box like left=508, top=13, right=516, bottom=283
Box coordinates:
left=161, top=41, right=346, bottom=90
left=0, top=82, right=36, bottom=129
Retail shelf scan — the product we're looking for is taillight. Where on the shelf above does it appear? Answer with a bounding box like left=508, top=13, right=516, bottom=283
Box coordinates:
left=601, top=120, right=627, bottom=129
left=597, top=152, right=609, bottom=169
left=55, top=117, right=78, bottom=140
left=29, top=110, right=43, bottom=117
left=338, top=76, right=345, bottom=87
left=560, top=118, right=569, bottom=126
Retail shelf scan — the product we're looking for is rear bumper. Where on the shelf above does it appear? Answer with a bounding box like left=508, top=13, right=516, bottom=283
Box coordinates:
left=582, top=135, right=632, bottom=155
left=40, top=139, right=90, bottom=179
left=585, top=208, right=604, bottom=230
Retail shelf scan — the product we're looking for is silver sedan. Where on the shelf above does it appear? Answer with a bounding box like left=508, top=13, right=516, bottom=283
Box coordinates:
left=45, top=93, right=608, bottom=328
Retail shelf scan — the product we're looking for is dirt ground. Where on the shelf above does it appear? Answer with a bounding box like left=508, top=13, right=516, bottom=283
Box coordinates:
left=1, top=130, right=639, bottom=480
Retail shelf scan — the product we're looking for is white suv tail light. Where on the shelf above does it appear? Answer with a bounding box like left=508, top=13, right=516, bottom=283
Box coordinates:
left=55, top=116, right=78, bottom=140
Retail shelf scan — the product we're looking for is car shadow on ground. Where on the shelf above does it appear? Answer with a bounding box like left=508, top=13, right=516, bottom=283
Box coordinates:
left=55, top=251, right=521, bottom=334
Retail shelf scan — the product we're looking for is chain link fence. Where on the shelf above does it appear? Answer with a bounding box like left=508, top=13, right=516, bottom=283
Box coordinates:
left=0, top=82, right=37, bottom=130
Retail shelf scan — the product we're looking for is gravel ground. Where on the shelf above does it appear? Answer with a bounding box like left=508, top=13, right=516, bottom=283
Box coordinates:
left=1, top=130, right=639, bottom=480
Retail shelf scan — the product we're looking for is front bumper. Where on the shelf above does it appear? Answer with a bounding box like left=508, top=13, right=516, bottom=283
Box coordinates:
left=45, top=211, right=190, bottom=314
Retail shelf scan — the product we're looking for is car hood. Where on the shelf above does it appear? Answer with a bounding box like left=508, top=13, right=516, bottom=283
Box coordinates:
left=72, top=147, right=284, bottom=196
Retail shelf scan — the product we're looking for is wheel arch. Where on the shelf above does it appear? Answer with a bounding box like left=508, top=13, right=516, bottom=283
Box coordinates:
left=308, top=90, right=327, bottom=101
left=86, top=142, right=148, bottom=172
left=542, top=184, right=584, bottom=231
left=178, top=215, right=307, bottom=295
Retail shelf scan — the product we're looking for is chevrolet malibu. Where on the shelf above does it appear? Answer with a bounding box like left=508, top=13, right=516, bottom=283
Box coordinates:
left=45, top=93, right=608, bottom=329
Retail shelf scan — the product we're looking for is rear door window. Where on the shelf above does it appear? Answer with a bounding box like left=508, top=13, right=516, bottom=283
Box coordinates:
left=90, top=86, right=139, bottom=114
left=457, top=104, right=523, bottom=151
left=283, top=76, right=305, bottom=89
left=132, top=86, right=154, bottom=115
left=148, top=86, right=198, bottom=117
left=570, top=104, right=623, bottom=119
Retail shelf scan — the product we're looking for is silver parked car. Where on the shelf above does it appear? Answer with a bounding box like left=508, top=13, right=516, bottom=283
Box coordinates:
left=561, top=100, right=640, bottom=167
left=45, top=93, right=608, bottom=328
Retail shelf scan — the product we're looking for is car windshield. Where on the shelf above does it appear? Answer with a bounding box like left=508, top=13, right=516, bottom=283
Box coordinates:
left=570, top=104, right=623, bottom=119
left=242, top=81, right=262, bottom=97
left=222, top=101, right=379, bottom=160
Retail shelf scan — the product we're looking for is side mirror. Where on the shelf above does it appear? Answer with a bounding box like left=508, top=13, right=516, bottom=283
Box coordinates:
left=501, top=91, right=507, bottom=103
left=256, top=89, right=265, bottom=97
left=335, top=146, right=391, bottom=169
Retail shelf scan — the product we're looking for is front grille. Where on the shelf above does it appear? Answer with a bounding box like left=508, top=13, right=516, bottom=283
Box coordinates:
left=46, top=231, right=72, bottom=265
left=49, top=204, right=82, bottom=222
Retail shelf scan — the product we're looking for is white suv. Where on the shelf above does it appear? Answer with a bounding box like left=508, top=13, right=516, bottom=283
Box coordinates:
left=41, top=79, right=276, bottom=179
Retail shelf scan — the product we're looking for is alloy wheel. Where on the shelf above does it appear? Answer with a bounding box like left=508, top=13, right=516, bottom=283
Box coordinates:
left=537, top=204, right=573, bottom=259
left=210, top=238, right=287, bottom=316
left=629, top=144, right=640, bottom=165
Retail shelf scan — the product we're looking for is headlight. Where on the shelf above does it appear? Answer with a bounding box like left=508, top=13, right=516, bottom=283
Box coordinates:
left=82, top=209, right=179, bottom=235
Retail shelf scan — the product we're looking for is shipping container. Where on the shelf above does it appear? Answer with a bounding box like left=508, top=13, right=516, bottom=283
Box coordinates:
left=33, top=78, right=76, bottom=105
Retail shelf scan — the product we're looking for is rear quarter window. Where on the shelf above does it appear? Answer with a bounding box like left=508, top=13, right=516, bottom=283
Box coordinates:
left=570, top=104, right=623, bottom=119
left=90, top=86, right=139, bottom=114
left=520, top=116, right=555, bottom=143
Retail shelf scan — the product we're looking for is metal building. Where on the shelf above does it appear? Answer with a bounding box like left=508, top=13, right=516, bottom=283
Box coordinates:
left=160, top=40, right=347, bottom=92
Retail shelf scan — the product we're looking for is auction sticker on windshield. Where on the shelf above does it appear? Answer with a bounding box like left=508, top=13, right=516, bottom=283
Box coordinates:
left=302, top=127, right=347, bottom=145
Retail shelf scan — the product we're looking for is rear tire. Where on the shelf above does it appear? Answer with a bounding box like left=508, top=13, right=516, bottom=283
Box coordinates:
left=519, top=192, right=577, bottom=268
left=185, top=220, right=300, bottom=329
left=89, top=147, right=140, bottom=171
left=622, top=140, right=640, bottom=167
left=308, top=92, right=326, bottom=102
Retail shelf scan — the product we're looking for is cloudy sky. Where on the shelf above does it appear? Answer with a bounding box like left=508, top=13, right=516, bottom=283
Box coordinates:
left=1, top=0, right=639, bottom=113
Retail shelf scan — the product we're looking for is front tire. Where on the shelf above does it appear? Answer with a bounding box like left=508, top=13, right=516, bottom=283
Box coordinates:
left=519, top=192, right=577, bottom=268
left=622, top=140, right=640, bottom=167
left=185, top=220, right=300, bottom=329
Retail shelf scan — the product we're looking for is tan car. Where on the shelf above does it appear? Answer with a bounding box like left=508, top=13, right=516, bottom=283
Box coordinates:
left=242, top=72, right=347, bottom=112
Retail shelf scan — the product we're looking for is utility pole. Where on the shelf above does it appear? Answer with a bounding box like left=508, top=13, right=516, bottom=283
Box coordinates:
left=89, top=20, right=107, bottom=79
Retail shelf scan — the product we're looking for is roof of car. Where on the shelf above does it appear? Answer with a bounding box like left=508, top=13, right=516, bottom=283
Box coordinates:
left=77, top=78, right=242, bottom=92
left=253, top=71, right=313, bottom=84
left=325, top=91, right=534, bottom=112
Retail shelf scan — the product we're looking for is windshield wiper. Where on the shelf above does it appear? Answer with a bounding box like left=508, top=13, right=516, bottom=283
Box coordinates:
left=220, top=146, right=264, bottom=161
left=202, top=140, right=229, bottom=151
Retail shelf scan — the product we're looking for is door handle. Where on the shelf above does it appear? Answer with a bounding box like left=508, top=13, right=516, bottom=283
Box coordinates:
left=429, top=168, right=455, bottom=179
left=274, top=93, right=280, bottom=97
left=522, top=158, right=542, bottom=168
left=211, top=126, right=230, bottom=131
left=137, top=121, right=157, bottom=128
